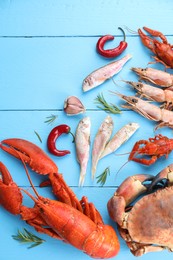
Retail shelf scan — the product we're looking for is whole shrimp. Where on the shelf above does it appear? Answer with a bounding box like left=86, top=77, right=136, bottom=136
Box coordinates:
left=132, top=67, right=173, bottom=89
left=124, top=80, right=173, bottom=110
left=115, top=92, right=173, bottom=130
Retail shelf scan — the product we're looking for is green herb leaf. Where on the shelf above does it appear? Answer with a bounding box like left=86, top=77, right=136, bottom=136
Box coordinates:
left=12, top=228, right=45, bottom=249
left=34, top=131, right=42, bottom=143
left=95, top=93, right=122, bottom=114
left=96, top=167, right=110, bottom=186
left=44, top=114, right=58, bottom=125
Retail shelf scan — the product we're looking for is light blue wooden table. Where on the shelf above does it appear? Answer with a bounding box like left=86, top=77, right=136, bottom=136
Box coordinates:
left=1, top=1, right=173, bottom=259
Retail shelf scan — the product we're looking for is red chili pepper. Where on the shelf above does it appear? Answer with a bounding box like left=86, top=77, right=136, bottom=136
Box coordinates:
left=47, top=124, right=75, bottom=156
left=96, top=27, right=127, bottom=58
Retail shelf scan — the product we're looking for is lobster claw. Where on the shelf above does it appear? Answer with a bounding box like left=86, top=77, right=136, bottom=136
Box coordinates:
left=0, top=162, right=22, bottom=214
left=0, top=138, right=58, bottom=175
left=138, top=28, right=156, bottom=54
left=0, top=138, right=83, bottom=210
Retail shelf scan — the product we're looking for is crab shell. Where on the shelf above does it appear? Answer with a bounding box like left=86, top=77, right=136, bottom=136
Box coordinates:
left=107, top=168, right=173, bottom=256
left=125, top=187, right=173, bottom=249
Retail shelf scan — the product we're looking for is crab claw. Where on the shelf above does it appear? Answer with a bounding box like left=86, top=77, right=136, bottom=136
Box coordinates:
left=149, top=163, right=173, bottom=190
left=0, top=162, right=22, bottom=214
left=0, top=138, right=58, bottom=175
left=107, top=174, right=154, bottom=226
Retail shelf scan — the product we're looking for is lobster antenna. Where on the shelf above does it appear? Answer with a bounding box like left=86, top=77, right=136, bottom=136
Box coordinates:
left=21, top=188, right=38, bottom=203
left=111, top=77, right=124, bottom=88
left=123, top=26, right=138, bottom=34
left=20, top=157, right=40, bottom=198
left=115, top=160, right=129, bottom=179
left=10, top=147, right=39, bottom=198
left=114, top=152, right=130, bottom=156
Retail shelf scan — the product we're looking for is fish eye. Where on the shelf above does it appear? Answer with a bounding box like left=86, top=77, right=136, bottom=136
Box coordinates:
left=131, top=98, right=137, bottom=103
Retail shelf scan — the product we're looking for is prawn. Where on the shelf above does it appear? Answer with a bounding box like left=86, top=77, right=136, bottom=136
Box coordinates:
left=124, top=80, right=173, bottom=110
left=114, top=92, right=173, bottom=130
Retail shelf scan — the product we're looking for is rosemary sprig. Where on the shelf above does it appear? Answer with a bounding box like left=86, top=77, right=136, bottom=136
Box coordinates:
left=96, top=167, right=110, bottom=186
left=95, top=93, right=122, bottom=114
left=12, top=228, right=45, bottom=249
left=34, top=130, right=42, bottom=143
left=44, top=114, right=58, bottom=125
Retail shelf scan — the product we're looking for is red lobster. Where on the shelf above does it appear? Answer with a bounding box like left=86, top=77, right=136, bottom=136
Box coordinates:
left=138, top=26, right=173, bottom=69
left=129, top=134, right=173, bottom=165
left=0, top=138, right=120, bottom=258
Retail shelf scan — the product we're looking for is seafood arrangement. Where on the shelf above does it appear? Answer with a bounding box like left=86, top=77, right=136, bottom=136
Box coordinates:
left=1, top=24, right=173, bottom=259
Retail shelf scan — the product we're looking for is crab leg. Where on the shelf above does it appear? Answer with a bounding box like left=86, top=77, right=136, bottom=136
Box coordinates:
left=107, top=174, right=153, bottom=227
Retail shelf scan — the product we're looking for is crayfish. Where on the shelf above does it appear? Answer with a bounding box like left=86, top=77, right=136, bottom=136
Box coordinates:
left=129, top=134, right=173, bottom=165
left=0, top=138, right=120, bottom=258
left=138, top=26, right=173, bottom=69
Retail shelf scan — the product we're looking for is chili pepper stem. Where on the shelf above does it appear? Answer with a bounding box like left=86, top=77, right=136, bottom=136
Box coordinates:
left=118, top=27, right=126, bottom=42
left=69, top=131, right=75, bottom=143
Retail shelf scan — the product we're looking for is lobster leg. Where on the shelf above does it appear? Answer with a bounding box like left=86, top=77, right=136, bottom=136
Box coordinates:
left=80, top=196, right=103, bottom=224
left=21, top=206, right=63, bottom=240
left=129, top=140, right=159, bottom=165
left=40, top=178, right=103, bottom=223
left=130, top=155, right=158, bottom=165
left=129, top=140, right=149, bottom=161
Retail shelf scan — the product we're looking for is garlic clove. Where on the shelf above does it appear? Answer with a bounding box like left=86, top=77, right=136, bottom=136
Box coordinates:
left=64, top=96, right=86, bottom=115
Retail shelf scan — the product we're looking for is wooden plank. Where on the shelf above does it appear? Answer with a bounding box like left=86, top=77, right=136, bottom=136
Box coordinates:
left=0, top=0, right=173, bottom=36
left=1, top=186, right=173, bottom=259
left=0, top=36, right=171, bottom=110
left=0, top=110, right=171, bottom=187
left=1, top=1, right=173, bottom=259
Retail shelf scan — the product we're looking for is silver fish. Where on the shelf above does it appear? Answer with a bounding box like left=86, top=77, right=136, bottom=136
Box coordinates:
left=91, top=115, right=114, bottom=179
left=82, top=54, right=132, bottom=92
left=100, top=122, right=140, bottom=159
left=75, top=117, right=91, bottom=186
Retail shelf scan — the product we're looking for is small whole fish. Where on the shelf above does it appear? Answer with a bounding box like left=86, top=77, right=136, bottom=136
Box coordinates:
left=82, top=54, right=132, bottom=92
left=91, top=115, right=114, bottom=179
left=100, top=122, right=140, bottom=159
left=75, top=117, right=91, bottom=186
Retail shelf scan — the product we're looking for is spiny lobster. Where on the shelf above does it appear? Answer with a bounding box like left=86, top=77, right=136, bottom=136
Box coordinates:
left=0, top=138, right=120, bottom=259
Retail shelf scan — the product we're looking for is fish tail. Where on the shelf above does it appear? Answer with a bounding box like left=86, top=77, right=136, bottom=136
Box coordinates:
left=78, top=170, right=86, bottom=187
left=91, top=166, right=96, bottom=180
